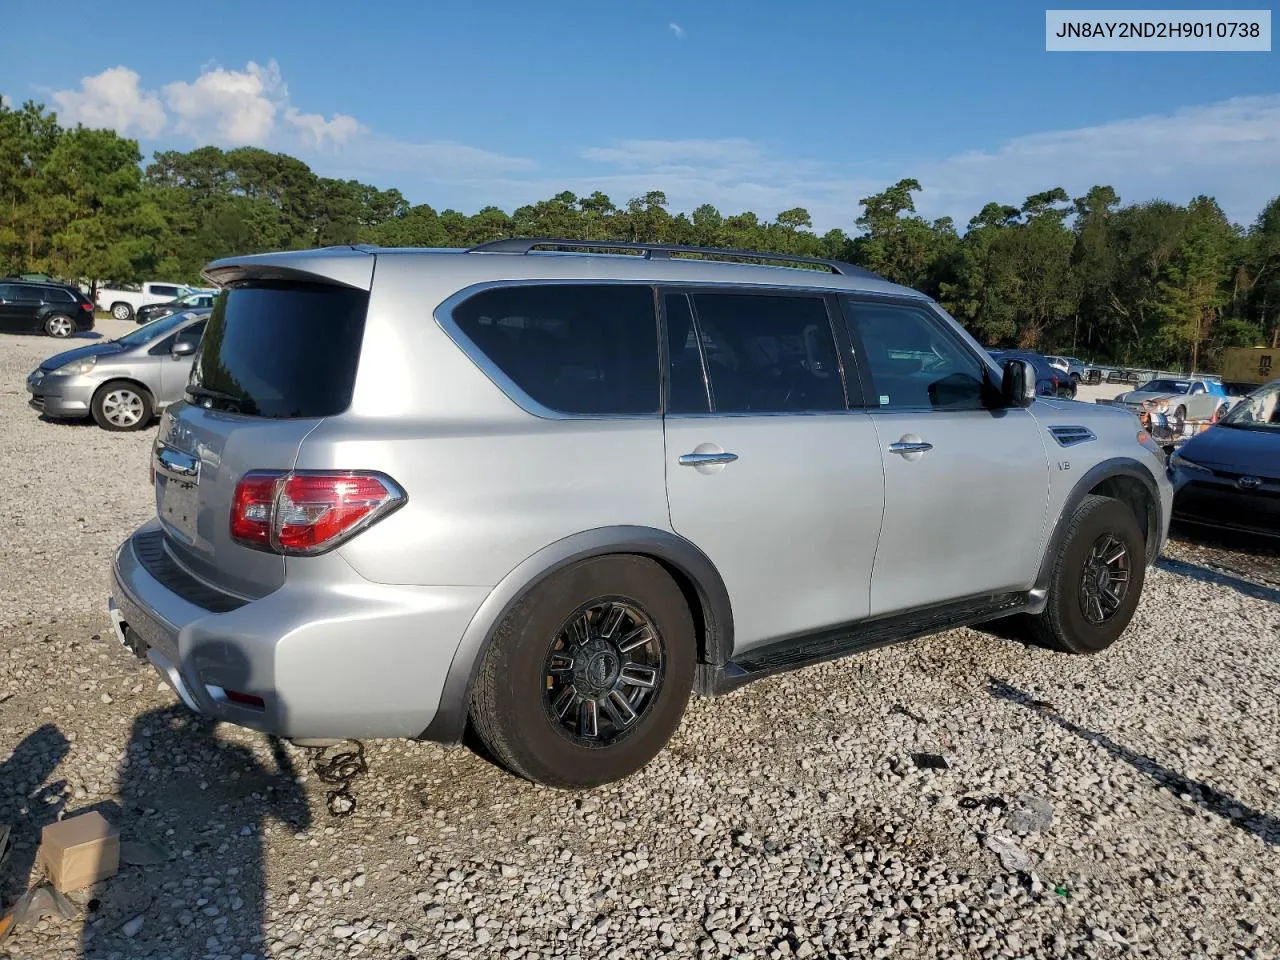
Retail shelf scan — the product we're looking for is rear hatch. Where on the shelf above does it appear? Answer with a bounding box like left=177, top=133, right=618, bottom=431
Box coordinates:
left=152, top=261, right=372, bottom=599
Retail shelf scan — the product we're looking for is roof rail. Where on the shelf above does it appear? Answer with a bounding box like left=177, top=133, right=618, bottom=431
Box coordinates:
left=467, top=237, right=881, bottom=280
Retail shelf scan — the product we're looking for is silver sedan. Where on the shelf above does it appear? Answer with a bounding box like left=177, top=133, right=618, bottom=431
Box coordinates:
left=26, top=309, right=210, bottom=431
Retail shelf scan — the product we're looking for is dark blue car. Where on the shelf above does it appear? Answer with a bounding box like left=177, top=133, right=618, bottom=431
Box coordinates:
left=1169, top=379, right=1280, bottom=539
left=990, top=350, right=1075, bottom=398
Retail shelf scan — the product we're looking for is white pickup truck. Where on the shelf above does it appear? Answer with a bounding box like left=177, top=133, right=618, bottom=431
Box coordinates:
left=95, top=281, right=201, bottom=321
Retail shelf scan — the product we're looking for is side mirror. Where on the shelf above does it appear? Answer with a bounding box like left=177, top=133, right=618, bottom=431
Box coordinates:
left=1001, top=359, right=1036, bottom=407
left=171, top=340, right=196, bottom=358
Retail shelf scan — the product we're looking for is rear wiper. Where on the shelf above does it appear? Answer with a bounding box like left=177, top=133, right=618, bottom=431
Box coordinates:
left=185, top=385, right=242, bottom=408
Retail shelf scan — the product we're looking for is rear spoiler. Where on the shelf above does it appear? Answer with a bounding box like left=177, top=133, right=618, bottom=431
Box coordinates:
left=202, top=247, right=376, bottom=291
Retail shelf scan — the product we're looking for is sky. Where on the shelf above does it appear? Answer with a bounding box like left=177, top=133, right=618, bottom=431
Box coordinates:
left=1, top=0, right=1276, bottom=232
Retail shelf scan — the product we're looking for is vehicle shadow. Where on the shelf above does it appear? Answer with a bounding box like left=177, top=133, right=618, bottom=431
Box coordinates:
left=988, top=677, right=1279, bottom=847
left=1169, top=521, right=1280, bottom=559
left=1156, top=556, right=1280, bottom=604
left=0, top=724, right=72, bottom=907
left=78, top=696, right=311, bottom=957
left=71, top=332, right=104, bottom=341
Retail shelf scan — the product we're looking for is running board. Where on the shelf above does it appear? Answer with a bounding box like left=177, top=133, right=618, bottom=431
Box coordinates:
left=695, top=591, right=1029, bottom=696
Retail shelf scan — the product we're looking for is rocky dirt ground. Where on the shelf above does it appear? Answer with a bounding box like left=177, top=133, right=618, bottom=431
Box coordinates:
left=1, top=323, right=1277, bottom=959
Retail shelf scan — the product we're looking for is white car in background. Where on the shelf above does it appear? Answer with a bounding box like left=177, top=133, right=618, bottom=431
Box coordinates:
left=1113, top=377, right=1234, bottom=427
left=95, top=281, right=199, bottom=322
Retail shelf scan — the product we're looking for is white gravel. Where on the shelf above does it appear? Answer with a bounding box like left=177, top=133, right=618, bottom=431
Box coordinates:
left=2, top=323, right=1279, bottom=960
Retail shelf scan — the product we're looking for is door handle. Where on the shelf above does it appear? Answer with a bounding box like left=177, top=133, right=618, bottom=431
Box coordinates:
left=888, top=441, right=933, bottom=455
left=679, top=452, right=739, bottom=466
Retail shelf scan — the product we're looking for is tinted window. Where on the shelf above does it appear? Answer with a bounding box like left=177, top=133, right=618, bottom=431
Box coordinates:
left=151, top=285, right=180, bottom=298
left=42, top=286, right=76, bottom=302
left=452, top=284, right=659, bottom=415
left=118, top=311, right=198, bottom=348
left=149, top=319, right=207, bottom=356
left=13, top=284, right=43, bottom=301
left=0, top=284, right=17, bottom=300
left=846, top=298, right=988, bottom=411
left=664, top=293, right=711, bottom=414
left=1141, top=379, right=1191, bottom=394
left=175, top=319, right=206, bottom=349
left=677, top=292, right=845, bottom=414
left=191, top=282, right=368, bottom=418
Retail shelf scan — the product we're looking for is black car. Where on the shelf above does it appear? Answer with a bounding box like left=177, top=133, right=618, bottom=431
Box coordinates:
left=1169, top=378, right=1280, bottom=539
left=135, top=291, right=216, bottom=324
left=0, top=280, right=97, bottom=338
left=990, top=350, right=1075, bottom=398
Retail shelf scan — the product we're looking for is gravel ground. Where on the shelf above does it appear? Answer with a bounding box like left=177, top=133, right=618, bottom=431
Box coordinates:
left=2, top=323, right=1278, bottom=960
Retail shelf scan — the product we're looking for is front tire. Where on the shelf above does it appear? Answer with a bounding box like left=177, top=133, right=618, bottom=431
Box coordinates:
left=110, top=302, right=133, bottom=321
left=1026, top=494, right=1146, bottom=654
left=91, top=381, right=153, bottom=431
left=44, top=314, right=74, bottom=338
left=470, top=556, right=695, bottom=789
left=1171, top=405, right=1187, bottom=433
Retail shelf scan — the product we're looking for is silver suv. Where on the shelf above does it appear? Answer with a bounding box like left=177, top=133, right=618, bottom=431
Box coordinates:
left=109, top=240, right=1172, bottom=788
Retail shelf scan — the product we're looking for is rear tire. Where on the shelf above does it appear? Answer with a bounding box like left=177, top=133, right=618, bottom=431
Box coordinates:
left=1026, top=494, right=1146, bottom=654
left=110, top=302, right=133, bottom=321
left=44, top=314, right=74, bottom=338
left=470, top=555, right=695, bottom=789
left=91, top=380, right=153, bottom=432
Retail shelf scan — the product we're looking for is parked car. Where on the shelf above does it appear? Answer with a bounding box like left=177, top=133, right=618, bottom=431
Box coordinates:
left=0, top=279, right=97, bottom=338
left=26, top=309, right=209, bottom=431
left=1169, top=378, right=1279, bottom=538
left=1112, top=377, right=1232, bottom=428
left=108, top=239, right=1171, bottom=789
left=990, top=350, right=1076, bottom=398
left=1046, top=355, right=1086, bottom=383
left=96, top=281, right=198, bottom=321
left=135, top=291, right=217, bottom=325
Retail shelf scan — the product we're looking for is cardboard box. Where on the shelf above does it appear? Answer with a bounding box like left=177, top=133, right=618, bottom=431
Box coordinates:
left=38, top=812, right=120, bottom=892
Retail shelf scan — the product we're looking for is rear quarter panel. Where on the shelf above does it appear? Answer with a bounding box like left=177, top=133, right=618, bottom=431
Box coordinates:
left=297, top=255, right=671, bottom=588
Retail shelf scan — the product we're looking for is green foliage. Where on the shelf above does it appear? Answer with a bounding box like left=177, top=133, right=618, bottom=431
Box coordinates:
left=1, top=99, right=1276, bottom=366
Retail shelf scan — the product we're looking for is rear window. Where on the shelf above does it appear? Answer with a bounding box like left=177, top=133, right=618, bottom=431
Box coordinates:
left=450, top=283, right=660, bottom=415
left=189, top=282, right=368, bottom=418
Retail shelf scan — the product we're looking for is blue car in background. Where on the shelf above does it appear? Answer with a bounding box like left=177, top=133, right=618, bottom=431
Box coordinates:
left=990, top=350, right=1076, bottom=399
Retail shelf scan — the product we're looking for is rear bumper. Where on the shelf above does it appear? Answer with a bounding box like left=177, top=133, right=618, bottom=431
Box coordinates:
left=109, top=520, right=490, bottom=740
left=26, top=374, right=95, bottom=417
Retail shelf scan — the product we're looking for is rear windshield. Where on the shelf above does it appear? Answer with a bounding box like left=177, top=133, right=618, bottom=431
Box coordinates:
left=189, top=281, right=368, bottom=418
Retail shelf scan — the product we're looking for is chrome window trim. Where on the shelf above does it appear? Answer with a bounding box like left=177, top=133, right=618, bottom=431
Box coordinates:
left=435, top=278, right=908, bottom=422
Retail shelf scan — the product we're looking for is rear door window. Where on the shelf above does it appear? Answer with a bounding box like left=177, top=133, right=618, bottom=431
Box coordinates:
left=449, top=284, right=660, bottom=415
left=189, top=282, right=369, bottom=418
left=151, top=285, right=181, bottom=299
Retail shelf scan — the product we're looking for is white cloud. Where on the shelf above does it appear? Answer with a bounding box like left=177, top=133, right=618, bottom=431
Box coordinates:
left=44, top=60, right=456, bottom=167
left=573, top=95, right=1280, bottom=231
left=285, top=107, right=363, bottom=148
left=162, top=60, right=284, bottom=145
left=669, top=22, right=686, bottom=40
left=917, top=94, right=1280, bottom=226
left=52, top=67, right=166, bottom=137
left=1, top=94, right=11, bottom=108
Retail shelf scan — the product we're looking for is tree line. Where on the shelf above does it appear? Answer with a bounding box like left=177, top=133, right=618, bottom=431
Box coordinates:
left=2, top=98, right=1277, bottom=368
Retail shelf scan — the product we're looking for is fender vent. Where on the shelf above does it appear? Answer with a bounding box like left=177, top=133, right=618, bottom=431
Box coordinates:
left=1049, top=425, right=1097, bottom=447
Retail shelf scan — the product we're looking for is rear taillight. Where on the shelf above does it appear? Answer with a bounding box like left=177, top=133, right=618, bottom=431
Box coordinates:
left=230, top=472, right=280, bottom=547
left=229, top=471, right=405, bottom=554
left=80, top=302, right=94, bottom=312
